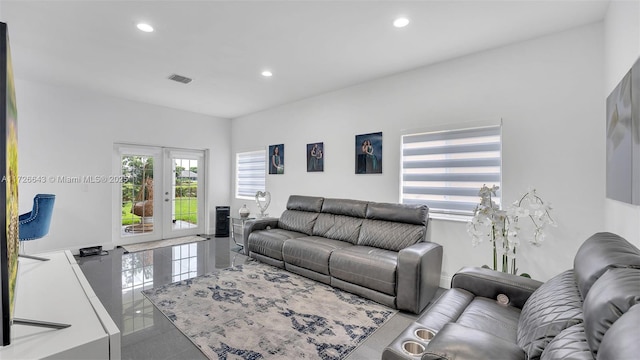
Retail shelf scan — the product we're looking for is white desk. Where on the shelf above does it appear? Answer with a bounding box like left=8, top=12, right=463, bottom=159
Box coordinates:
left=0, top=251, right=120, bottom=359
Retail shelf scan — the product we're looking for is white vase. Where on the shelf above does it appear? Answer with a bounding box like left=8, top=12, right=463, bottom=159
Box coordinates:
left=239, top=204, right=250, bottom=218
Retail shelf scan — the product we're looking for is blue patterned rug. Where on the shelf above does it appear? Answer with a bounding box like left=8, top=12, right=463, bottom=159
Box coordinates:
left=143, top=260, right=397, bottom=359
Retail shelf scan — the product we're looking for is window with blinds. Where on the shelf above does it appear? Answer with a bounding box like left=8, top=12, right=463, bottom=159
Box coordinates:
left=235, top=150, right=266, bottom=200
left=401, top=125, right=502, bottom=220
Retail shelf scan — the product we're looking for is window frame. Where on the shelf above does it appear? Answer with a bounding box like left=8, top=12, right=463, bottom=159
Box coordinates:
left=400, top=121, right=502, bottom=221
left=235, top=149, right=266, bottom=200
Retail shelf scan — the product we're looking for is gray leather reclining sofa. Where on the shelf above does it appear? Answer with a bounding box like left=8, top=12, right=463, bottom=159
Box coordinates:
left=242, top=195, right=443, bottom=314
left=383, top=232, right=640, bottom=360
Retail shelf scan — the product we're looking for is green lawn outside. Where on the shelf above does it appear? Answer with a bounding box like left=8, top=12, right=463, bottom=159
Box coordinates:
left=121, top=197, right=198, bottom=226
left=173, top=197, right=198, bottom=224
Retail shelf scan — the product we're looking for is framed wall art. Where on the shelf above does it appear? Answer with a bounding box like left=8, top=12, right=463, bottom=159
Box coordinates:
left=0, top=21, right=19, bottom=346
left=606, top=56, right=640, bottom=204
left=355, top=132, right=382, bottom=174
left=268, top=144, right=284, bottom=174
left=306, top=142, right=324, bottom=172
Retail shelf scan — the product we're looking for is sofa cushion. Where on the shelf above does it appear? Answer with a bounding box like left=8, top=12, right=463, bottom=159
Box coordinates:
left=329, top=246, right=397, bottom=296
left=574, top=232, right=640, bottom=298
left=416, top=288, right=475, bottom=332
left=517, top=270, right=584, bottom=360
left=597, top=305, right=640, bottom=360
left=282, top=236, right=353, bottom=275
left=358, top=219, right=424, bottom=251
left=312, top=214, right=363, bottom=244
left=286, top=195, right=324, bottom=212
left=583, top=267, right=640, bottom=357
left=320, top=198, right=368, bottom=217
left=365, top=202, right=428, bottom=226
left=540, top=324, right=592, bottom=360
left=278, top=210, right=319, bottom=235
left=248, top=228, right=306, bottom=260
left=456, top=297, right=521, bottom=343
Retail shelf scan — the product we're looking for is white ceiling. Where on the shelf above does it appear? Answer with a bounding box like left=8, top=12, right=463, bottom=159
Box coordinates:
left=1, top=0, right=610, bottom=119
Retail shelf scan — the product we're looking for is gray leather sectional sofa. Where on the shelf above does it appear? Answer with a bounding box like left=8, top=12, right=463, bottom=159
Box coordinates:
left=383, top=232, right=640, bottom=360
left=242, top=195, right=443, bottom=314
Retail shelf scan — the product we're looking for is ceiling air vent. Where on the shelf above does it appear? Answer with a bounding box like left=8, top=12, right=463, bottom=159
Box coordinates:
left=168, top=74, right=193, bottom=84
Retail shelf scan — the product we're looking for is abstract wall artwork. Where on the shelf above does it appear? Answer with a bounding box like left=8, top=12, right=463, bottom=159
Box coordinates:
left=268, top=144, right=284, bottom=175
left=307, top=142, right=324, bottom=172
left=355, top=132, right=382, bottom=174
left=1, top=21, right=19, bottom=346
left=606, top=56, right=640, bottom=205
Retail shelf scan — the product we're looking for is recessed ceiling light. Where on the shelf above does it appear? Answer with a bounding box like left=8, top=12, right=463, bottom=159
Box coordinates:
left=393, top=18, right=410, bottom=28
left=261, top=70, right=273, bottom=77
left=137, top=23, right=154, bottom=33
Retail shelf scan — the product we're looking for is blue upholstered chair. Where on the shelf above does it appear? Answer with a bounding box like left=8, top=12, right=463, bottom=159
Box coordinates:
left=19, top=194, right=55, bottom=261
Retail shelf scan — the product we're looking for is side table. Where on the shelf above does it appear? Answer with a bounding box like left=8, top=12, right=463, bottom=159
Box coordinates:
left=229, top=216, right=254, bottom=248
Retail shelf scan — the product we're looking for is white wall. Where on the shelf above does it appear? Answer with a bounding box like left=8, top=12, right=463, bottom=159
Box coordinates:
left=603, top=0, right=640, bottom=249
left=15, top=79, right=231, bottom=254
left=232, top=24, right=605, bottom=285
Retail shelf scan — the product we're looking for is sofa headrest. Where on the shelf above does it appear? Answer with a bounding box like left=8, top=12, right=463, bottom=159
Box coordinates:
left=321, top=198, right=368, bottom=218
left=573, top=232, right=640, bottom=298
left=365, top=202, right=428, bottom=226
left=596, top=304, right=640, bottom=360
left=583, top=268, right=640, bottom=357
left=286, top=195, right=324, bottom=212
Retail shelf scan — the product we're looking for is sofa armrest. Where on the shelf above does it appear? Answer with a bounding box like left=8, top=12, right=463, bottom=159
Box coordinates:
left=422, top=323, right=525, bottom=360
left=242, top=218, right=280, bottom=255
left=451, top=267, right=543, bottom=309
left=397, top=242, right=443, bottom=314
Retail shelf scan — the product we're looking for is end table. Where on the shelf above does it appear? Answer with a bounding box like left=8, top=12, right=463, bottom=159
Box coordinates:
left=229, top=216, right=254, bottom=248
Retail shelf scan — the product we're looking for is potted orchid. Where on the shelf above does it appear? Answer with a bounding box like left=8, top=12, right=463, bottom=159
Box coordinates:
left=466, top=185, right=555, bottom=276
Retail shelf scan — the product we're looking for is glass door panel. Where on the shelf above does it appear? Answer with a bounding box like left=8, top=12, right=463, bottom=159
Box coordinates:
left=121, top=155, right=156, bottom=235
left=163, top=149, right=205, bottom=238
left=115, top=144, right=163, bottom=245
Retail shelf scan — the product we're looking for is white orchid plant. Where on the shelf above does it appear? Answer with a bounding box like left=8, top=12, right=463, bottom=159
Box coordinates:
left=466, top=185, right=555, bottom=276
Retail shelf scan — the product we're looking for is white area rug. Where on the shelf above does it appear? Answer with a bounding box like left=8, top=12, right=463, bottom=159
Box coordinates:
left=122, top=235, right=209, bottom=253
left=143, top=260, right=397, bottom=359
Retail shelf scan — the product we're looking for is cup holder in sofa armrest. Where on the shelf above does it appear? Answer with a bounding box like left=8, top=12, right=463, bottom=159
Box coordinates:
left=415, top=328, right=436, bottom=342
left=382, top=324, right=438, bottom=359
left=402, top=341, right=426, bottom=357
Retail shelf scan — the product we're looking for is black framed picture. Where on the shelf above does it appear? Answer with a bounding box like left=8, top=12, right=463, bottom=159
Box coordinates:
left=306, top=142, right=323, bottom=172
left=268, top=144, right=284, bottom=174
left=355, top=132, right=382, bottom=174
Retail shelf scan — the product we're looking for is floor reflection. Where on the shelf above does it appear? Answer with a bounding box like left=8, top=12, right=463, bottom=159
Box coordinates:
left=120, top=219, right=198, bottom=236
left=76, top=237, right=249, bottom=360
left=121, top=250, right=154, bottom=335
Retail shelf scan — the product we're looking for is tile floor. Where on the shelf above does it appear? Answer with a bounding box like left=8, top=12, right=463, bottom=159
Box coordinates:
left=77, top=236, right=434, bottom=360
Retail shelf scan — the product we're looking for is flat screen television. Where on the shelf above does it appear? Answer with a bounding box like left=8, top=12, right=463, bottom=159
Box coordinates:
left=0, top=21, right=19, bottom=346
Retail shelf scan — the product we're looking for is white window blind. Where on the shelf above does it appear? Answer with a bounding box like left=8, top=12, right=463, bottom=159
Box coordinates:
left=401, top=125, right=502, bottom=219
left=235, top=150, right=266, bottom=199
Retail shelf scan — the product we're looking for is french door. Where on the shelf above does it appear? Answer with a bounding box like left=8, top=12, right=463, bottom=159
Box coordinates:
left=113, top=144, right=206, bottom=246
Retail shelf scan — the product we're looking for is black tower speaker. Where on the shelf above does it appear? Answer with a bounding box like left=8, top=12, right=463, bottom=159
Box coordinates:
left=215, top=206, right=230, bottom=237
